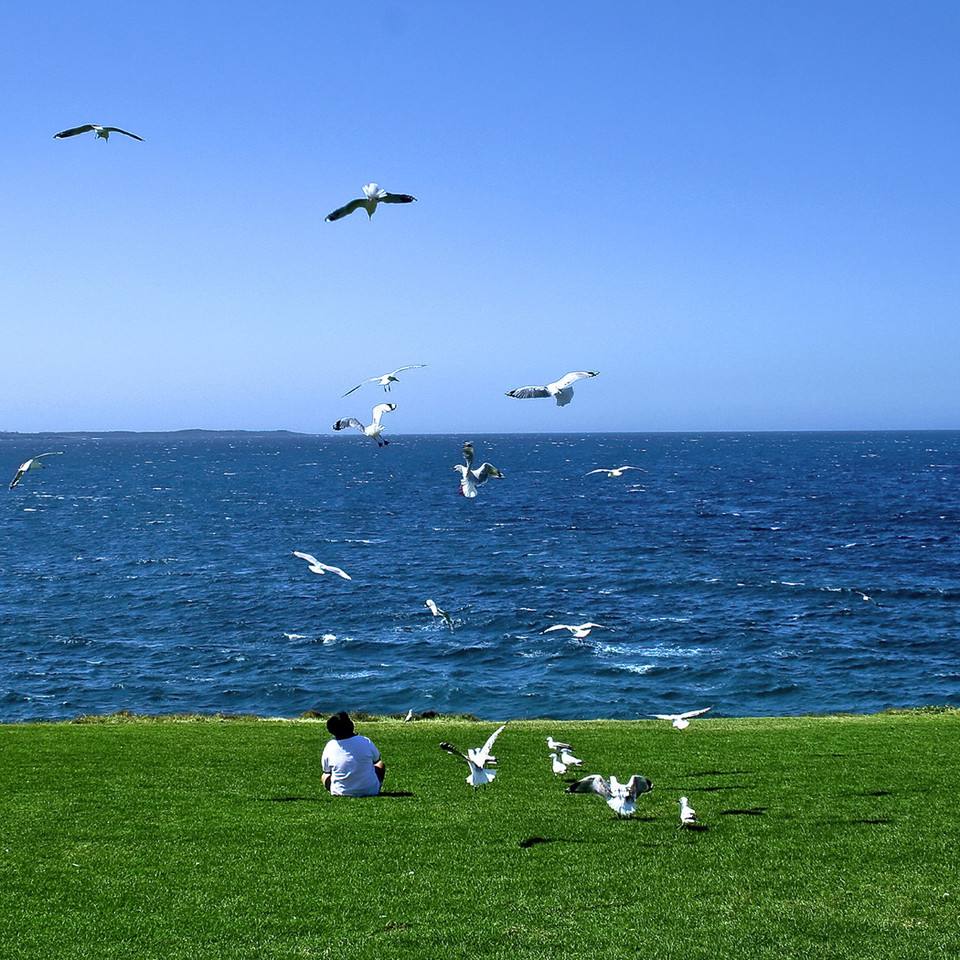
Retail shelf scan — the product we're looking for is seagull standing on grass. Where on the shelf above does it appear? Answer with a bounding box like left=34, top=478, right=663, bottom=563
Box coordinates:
left=9, top=452, right=64, bottom=490
left=54, top=124, right=144, bottom=142
left=325, top=182, right=417, bottom=221
left=679, top=796, right=698, bottom=827
left=291, top=551, right=352, bottom=580
left=403, top=709, right=414, bottom=723
left=342, top=365, right=427, bottom=397
left=585, top=466, right=648, bottom=478
left=506, top=371, right=599, bottom=407
left=425, top=599, right=454, bottom=630
left=454, top=442, right=504, bottom=498
left=651, top=707, right=712, bottom=730
left=566, top=774, right=654, bottom=817
left=439, top=724, right=507, bottom=789
left=333, top=403, right=397, bottom=447
left=543, top=623, right=605, bottom=640
left=549, top=748, right=583, bottom=774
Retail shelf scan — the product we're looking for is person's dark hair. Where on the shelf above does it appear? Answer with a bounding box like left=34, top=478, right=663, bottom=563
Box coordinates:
left=326, top=711, right=355, bottom=739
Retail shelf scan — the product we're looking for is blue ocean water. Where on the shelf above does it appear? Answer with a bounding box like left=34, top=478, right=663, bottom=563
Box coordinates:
left=1, top=431, right=958, bottom=722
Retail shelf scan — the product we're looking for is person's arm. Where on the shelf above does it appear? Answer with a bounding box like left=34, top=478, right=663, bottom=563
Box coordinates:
left=374, top=759, right=385, bottom=784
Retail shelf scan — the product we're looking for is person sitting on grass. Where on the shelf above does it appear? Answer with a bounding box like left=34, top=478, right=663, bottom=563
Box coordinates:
left=321, top=711, right=385, bottom=797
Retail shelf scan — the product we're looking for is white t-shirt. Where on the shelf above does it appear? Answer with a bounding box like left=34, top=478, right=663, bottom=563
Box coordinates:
left=321, top=734, right=382, bottom=797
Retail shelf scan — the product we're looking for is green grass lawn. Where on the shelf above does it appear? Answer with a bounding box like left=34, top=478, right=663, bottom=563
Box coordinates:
left=1, top=711, right=958, bottom=959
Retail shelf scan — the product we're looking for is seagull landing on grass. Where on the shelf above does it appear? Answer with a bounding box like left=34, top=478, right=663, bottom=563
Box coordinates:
left=425, top=599, right=454, bottom=630
left=325, top=182, right=417, bottom=222
left=9, top=452, right=64, bottom=490
left=567, top=774, right=654, bottom=817
left=291, top=551, right=352, bottom=580
left=333, top=402, right=397, bottom=447
left=439, top=723, right=507, bottom=789
left=679, top=796, right=698, bottom=827
left=54, top=124, right=144, bottom=142
left=342, top=365, right=427, bottom=398
left=506, top=371, right=598, bottom=407
left=454, top=441, right=504, bottom=498
left=585, top=465, right=648, bottom=478
left=651, top=707, right=712, bottom=730
left=542, top=623, right=605, bottom=640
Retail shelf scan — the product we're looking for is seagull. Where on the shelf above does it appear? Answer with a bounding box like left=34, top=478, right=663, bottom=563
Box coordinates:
left=425, top=599, right=454, bottom=630
left=679, top=796, right=698, bottom=827
left=54, top=124, right=144, bottom=142
left=291, top=551, right=352, bottom=580
left=567, top=774, right=654, bottom=817
left=325, top=182, right=417, bottom=222
left=549, top=752, right=568, bottom=775
left=403, top=709, right=414, bottom=723
left=342, top=364, right=427, bottom=398
left=546, top=736, right=573, bottom=752
left=542, top=623, right=605, bottom=640
left=9, top=452, right=64, bottom=490
left=332, top=402, right=397, bottom=447
left=585, top=466, right=648, bottom=478
left=454, top=441, right=504, bottom=498
left=505, top=371, right=598, bottom=407
left=651, top=707, right=712, bottom=730
left=439, top=723, right=507, bottom=789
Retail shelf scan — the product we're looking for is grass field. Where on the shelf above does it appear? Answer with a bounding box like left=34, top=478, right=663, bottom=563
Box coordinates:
left=1, top=711, right=958, bottom=959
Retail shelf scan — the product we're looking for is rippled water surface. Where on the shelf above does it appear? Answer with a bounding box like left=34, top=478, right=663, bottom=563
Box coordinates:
left=1, top=431, right=958, bottom=720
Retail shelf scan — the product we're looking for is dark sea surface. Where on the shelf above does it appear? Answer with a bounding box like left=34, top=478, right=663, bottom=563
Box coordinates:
left=1, top=431, right=958, bottom=722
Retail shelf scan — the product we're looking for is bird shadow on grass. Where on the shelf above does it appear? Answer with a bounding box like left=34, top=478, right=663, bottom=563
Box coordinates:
left=819, top=817, right=894, bottom=826
left=685, top=769, right=753, bottom=778
left=852, top=789, right=893, bottom=797
left=720, top=807, right=767, bottom=816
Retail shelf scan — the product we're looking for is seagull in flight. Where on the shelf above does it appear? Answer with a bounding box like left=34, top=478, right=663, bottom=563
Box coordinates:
left=506, top=371, right=598, bottom=407
left=543, top=623, right=605, bottom=640
left=567, top=774, right=654, bottom=817
left=585, top=466, right=648, bottom=478
left=455, top=441, right=504, bottom=498
left=291, top=551, right=352, bottom=580
left=54, top=124, right=144, bottom=142
left=651, top=707, right=712, bottom=730
left=679, top=796, right=698, bottom=827
left=325, top=182, right=417, bottom=222
left=425, top=599, right=454, bottom=630
left=439, top=723, right=507, bottom=789
left=333, top=402, right=397, bottom=447
left=9, top=452, right=64, bottom=490
left=341, top=364, right=427, bottom=398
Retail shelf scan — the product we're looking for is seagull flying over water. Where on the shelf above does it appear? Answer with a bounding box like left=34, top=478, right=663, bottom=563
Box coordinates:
left=425, top=599, right=454, bottom=630
left=333, top=403, right=397, bottom=447
left=291, top=551, right=352, bottom=580
left=585, top=466, right=648, bottom=478
left=454, top=442, right=504, bottom=498
left=543, top=623, right=605, bottom=640
left=567, top=773, right=654, bottom=817
left=325, top=182, right=417, bottom=222
left=9, top=452, right=64, bottom=490
left=651, top=707, right=712, bottom=730
left=341, top=364, right=427, bottom=398
left=679, top=796, right=698, bottom=827
left=439, top=723, right=507, bottom=789
left=54, top=124, right=144, bottom=142
left=506, top=371, right=598, bottom=407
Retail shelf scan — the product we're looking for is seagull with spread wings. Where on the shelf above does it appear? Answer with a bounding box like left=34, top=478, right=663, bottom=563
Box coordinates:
left=651, top=707, right=712, bottom=730
left=342, top=364, right=426, bottom=397
left=425, top=599, right=454, bottom=630
left=54, top=124, right=144, bottom=142
left=332, top=402, right=397, bottom=447
left=505, top=370, right=598, bottom=407
left=325, top=182, right=417, bottom=221
left=542, top=623, right=605, bottom=640
left=585, top=465, right=648, bottom=478
left=439, top=723, right=507, bottom=789
left=566, top=773, right=654, bottom=817
left=9, top=452, right=64, bottom=490
left=291, top=551, right=352, bottom=580
left=454, top=441, right=504, bottom=498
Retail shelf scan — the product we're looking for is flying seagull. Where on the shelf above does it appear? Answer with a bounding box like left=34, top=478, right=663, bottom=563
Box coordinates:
left=54, top=124, right=144, bottom=142
left=332, top=402, right=397, bottom=447
left=9, top=452, right=64, bottom=490
left=567, top=774, right=654, bottom=817
left=425, top=599, right=454, bottom=630
left=291, top=551, right=352, bottom=580
left=439, top=723, right=507, bottom=789
left=651, top=707, right=712, bottom=730
left=679, top=796, right=698, bottom=828
left=505, top=371, right=598, bottom=407
left=585, top=466, right=648, bottom=478
left=341, top=364, right=427, bottom=398
left=325, top=182, right=417, bottom=222
left=454, top=441, right=504, bottom=498
left=543, top=623, right=605, bottom=640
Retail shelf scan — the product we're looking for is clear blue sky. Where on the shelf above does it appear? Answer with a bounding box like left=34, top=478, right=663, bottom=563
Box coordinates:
left=2, top=1, right=958, bottom=433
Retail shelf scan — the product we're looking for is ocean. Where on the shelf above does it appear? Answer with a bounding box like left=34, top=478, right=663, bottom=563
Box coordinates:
left=1, top=431, right=958, bottom=721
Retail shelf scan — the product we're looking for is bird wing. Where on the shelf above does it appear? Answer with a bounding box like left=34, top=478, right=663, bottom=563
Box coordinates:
left=387, top=364, right=427, bottom=377
left=371, top=403, right=395, bottom=427
left=102, top=127, right=144, bottom=140
left=549, top=371, right=599, bottom=391
left=473, top=463, right=502, bottom=483
left=439, top=741, right=474, bottom=770
left=475, top=723, right=507, bottom=766
left=9, top=466, right=27, bottom=489
left=543, top=625, right=573, bottom=634
left=461, top=442, right=475, bottom=467
left=31, top=452, right=64, bottom=461
left=380, top=193, right=417, bottom=204
left=506, top=385, right=550, bottom=399
left=651, top=713, right=680, bottom=721
left=426, top=599, right=439, bottom=616
left=549, top=739, right=574, bottom=751
left=584, top=469, right=610, bottom=476
left=625, top=775, right=653, bottom=799
left=617, top=466, right=647, bottom=473
left=292, top=551, right=321, bottom=566
left=54, top=124, right=96, bottom=138
left=678, top=707, right=712, bottom=720
left=566, top=774, right=610, bottom=798
left=580, top=623, right=606, bottom=630
left=319, top=563, right=351, bottom=581
left=325, top=198, right=366, bottom=222
left=332, top=417, right=364, bottom=433
left=341, top=377, right=379, bottom=398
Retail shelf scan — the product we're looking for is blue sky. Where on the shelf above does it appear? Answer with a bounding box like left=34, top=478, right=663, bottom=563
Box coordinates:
left=2, top=1, right=958, bottom=433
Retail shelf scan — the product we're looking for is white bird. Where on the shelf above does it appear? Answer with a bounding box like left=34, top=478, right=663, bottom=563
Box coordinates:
left=506, top=371, right=599, bottom=407
left=291, top=551, right=352, bottom=580
left=549, top=752, right=568, bottom=775
left=332, top=402, right=397, bottom=447
left=403, top=708, right=414, bottom=723
left=559, top=748, right=583, bottom=767
left=439, top=724, right=507, bottom=789
left=679, top=796, right=698, bottom=827
left=54, top=124, right=144, bottom=142
left=454, top=441, right=504, bottom=498
left=542, top=623, right=605, bottom=640
left=9, top=452, right=64, bottom=490
left=567, top=774, right=654, bottom=817
left=342, top=364, right=427, bottom=398
left=546, top=736, right=573, bottom=752
left=325, top=182, right=417, bottom=221
left=425, top=599, right=454, bottom=630
left=650, top=707, right=712, bottom=730
left=585, top=465, right=648, bottom=478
